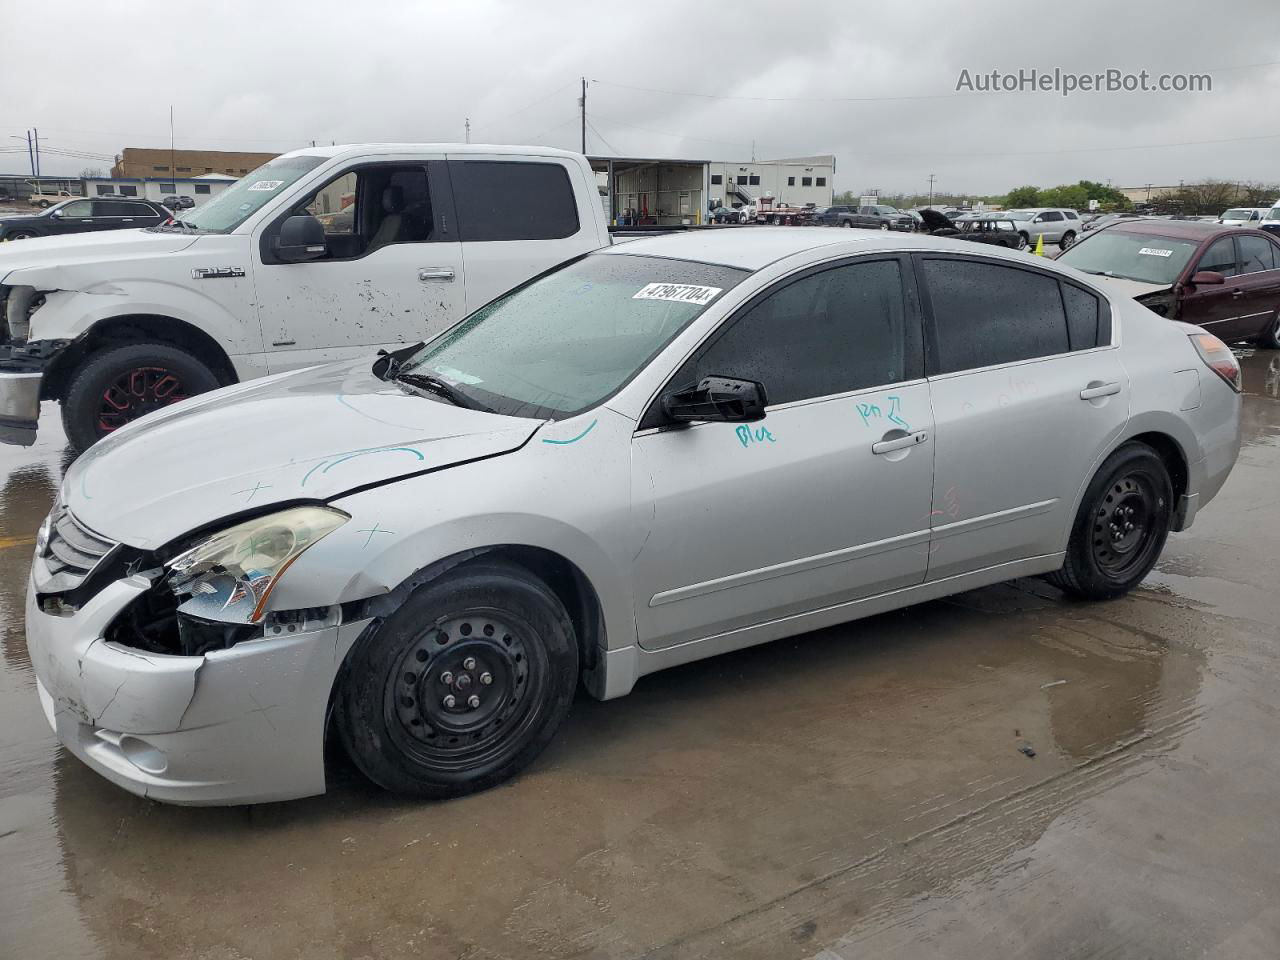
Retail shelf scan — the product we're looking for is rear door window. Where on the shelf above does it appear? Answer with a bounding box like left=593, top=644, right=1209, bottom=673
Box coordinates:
left=922, top=258, right=1071, bottom=373
left=449, top=160, right=580, bottom=241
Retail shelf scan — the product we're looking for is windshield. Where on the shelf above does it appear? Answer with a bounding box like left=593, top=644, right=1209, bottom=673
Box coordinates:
left=176, top=155, right=327, bottom=232
left=1221, top=209, right=1255, bottom=220
left=1057, top=230, right=1199, bottom=285
left=1267, top=208, right=1280, bottom=221
left=1007, top=210, right=1034, bottom=221
left=401, top=254, right=748, bottom=420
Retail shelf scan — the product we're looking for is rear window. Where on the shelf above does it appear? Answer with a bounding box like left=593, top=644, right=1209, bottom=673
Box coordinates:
left=449, top=160, right=580, bottom=242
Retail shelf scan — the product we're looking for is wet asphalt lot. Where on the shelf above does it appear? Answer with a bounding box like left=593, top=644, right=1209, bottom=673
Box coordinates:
left=1, top=352, right=1278, bottom=960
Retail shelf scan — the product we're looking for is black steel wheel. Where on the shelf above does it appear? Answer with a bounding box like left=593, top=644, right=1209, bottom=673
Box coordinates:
left=1048, top=443, right=1173, bottom=600
left=337, top=559, right=578, bottom=799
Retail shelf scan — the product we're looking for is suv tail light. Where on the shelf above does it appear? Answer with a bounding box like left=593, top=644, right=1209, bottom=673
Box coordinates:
left=1189, top=332, right=1242, bottom=393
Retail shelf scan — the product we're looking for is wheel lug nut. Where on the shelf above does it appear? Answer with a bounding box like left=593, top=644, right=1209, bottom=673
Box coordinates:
left=440, top=671, right=454, bottom=685
left=480, top=672, right=493, bottom=685
left=442, top=694, right=456, bottom=709
left=467, top=695, right=481, bottom=708
left=463, top=657, right=477, bottom=670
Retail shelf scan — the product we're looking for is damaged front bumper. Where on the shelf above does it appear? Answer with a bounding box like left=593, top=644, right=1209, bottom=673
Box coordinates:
left=0, top=339, right=68, bottom=445
left=26, top=569, right=373, bottom=805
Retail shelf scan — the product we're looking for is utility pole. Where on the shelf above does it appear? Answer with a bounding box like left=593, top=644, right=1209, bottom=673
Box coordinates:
left=465, top=118, right=470, bottom=143
left=33, top=128, right=40, bottom=177
left=169, top=106, right=175, bottom=180
left=927, top=173, right=936, bottom=207
left=751, top=140, right=756, bottom=162
left=579, top=78, right=587, bottom=154
left=26, top=130, right=34, bottom=177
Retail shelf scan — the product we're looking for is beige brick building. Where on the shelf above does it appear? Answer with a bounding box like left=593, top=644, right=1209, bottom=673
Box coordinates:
left=111, top=147, right=279, bottom=180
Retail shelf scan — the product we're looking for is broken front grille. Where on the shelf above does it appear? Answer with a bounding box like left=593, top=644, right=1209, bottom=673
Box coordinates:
left=40, top=506, right=117, bottom=594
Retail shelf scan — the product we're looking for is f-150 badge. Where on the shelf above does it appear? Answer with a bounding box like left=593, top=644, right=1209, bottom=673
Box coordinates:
left=191, top=266, right=246, bottom=279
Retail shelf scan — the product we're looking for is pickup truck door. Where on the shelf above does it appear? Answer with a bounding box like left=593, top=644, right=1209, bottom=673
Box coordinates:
left=250, top=157, right=465, bottom=373
left=444, top=155, right=606, bottom=313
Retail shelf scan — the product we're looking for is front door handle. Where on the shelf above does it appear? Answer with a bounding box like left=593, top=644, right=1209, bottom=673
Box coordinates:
left=1079, top=381, right=1122, bottom=400
left=872, top=430, right=928, bottom=455
left=1232, top=288, right=1246, bottom=299
left=418, top=267, right=455, bottom=282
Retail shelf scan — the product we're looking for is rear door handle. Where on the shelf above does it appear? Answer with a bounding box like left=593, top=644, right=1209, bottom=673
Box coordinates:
left=1079, top=381, right=1122, bottom=400
left=418, top=268, right=455, bottom=282
left=872, top=430, right=929, bottom=455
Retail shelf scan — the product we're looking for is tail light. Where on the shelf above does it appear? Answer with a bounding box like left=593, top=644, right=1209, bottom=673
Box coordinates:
left=1189, top=332, right=1242, bottom=393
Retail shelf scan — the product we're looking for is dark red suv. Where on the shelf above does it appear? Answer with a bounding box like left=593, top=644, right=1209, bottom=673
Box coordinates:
left=1057, top=219, right=1280, bottom=348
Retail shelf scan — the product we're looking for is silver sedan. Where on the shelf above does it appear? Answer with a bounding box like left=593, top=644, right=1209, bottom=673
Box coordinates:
left=26, top=229, right=1242, bottom=805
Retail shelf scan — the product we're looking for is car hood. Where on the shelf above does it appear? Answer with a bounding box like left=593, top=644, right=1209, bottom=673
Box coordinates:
left=64, top=360, right=544, bottom=548
left=918, top=209, right=955, bottom=231
left=1084, top=275, right=1173, bottom=299
left=0, top=229, right=200, bottom=287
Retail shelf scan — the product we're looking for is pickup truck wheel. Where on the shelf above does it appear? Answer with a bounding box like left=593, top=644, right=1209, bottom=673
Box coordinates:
left=36, top=199, right=51, bottom=208
left=842, top=220, right=854, bottom=228
left=336, top=559, right=579, bottom=799
left=61, top=341, right=220, bottom=451
left=1047, top=443, right=1172, bottom=600
left=879, top=222, right=890, bottom=231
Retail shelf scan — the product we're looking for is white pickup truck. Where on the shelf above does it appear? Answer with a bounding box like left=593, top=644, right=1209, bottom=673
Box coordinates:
left=0, top=144, right=610, bottom=449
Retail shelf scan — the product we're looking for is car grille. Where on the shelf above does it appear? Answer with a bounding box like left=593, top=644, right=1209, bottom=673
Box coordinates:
left=40, top=505, right=116, bottom=593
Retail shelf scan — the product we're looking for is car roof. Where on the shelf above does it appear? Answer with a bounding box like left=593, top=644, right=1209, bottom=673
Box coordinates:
left=1100, top=219, right=1241, bottom=240
left=280, top=142, right=584, bottom=162
left=596, top=227, right=1031, bottom=271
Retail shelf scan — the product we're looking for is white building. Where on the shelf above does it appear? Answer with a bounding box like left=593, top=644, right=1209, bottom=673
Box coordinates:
left=591, top=154, right=836, bottom=226
left=82, top=172, right=239, bottom=207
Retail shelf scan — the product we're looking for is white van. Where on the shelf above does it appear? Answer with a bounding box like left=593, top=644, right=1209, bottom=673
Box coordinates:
left=0, top=144, right=610, bottom=449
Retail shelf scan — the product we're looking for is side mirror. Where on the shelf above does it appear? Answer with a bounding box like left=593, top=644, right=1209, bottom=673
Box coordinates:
left=50, top=209, right=63, bottom=218
left=1190, top=270, right=1225, bottom=286
left=661, top=376, right=768, bottom=424
left=274, top=214, right=327, bottom=263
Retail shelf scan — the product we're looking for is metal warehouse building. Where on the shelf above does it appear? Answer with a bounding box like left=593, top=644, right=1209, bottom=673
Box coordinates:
left=590, top=154, right=835, bottom=226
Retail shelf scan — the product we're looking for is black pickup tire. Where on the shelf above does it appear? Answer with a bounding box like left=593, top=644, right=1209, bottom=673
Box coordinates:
left=61, top=341, right=220, bottom=452
left=336, top=559, right=579, bottom=800
left=1048, top=442, right=1173, bottom=600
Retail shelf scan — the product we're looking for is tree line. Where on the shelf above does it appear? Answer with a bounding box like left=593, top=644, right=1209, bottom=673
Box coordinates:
left=832, top=179, right=1279, bottom=216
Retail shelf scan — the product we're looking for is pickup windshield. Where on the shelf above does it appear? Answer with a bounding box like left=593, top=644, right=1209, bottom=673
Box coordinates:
left=173, top=155, right=327, bottom=233
left=1057, top=230, right=1199, bottom=285
left=401, top=254, right=748, bottom=420
left=1221, top=209, right=1256, bottom=221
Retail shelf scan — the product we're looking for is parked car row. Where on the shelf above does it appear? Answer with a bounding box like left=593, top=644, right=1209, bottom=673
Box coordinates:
left=0, top=197, right=171, bottom=241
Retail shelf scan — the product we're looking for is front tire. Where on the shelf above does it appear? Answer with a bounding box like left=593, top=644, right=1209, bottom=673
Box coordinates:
left=61, top=341, right=220, bottom=452
left=879, top=222, right=890, bottom=231
left=336, top=559, right=579, bottom=800
left=4, top=231, right=36, bottom=240
left=1017, top=232, right=1030, bottom=250
left=1048, top=443, right=1173, bottom=600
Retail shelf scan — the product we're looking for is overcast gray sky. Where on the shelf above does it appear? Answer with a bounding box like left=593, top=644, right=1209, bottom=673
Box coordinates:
left=3, top=0, right=1278, bottom=195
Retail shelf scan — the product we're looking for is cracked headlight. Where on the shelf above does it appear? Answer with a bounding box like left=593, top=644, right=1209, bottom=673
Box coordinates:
left=166, top=506, right=349, bottom=624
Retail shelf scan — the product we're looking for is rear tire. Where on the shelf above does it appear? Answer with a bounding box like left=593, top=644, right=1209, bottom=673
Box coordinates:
left=336, top=559, right=579, bottom=799
left=1048, top=443, right=1173, bottom=600
left=1253, top=311, right=1280, bottom=349
left=61, top=341, right=220, bottom=452
left=1060, top=230, right=1077, bottom=250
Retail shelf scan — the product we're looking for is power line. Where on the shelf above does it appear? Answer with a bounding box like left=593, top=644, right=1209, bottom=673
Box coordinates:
left=589, top=112, right=755, bottom=151
left=585, top=119, right=620, bottom=155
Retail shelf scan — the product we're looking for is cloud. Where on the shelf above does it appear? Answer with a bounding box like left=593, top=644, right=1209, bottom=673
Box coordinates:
left=4, top=0, right=1278, bottom=194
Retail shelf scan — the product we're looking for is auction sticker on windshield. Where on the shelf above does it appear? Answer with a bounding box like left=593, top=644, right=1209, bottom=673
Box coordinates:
left=247, top=180, right=285, bottom=192
left=1138, top=247, right=1174, bottom=257
left=633, top=283, right=723, bottom=305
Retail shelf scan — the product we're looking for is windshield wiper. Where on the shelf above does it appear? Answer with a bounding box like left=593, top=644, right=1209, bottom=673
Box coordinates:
left=392, top=371, right=491, bottom=412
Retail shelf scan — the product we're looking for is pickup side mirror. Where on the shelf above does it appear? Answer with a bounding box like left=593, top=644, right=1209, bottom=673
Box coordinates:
left=1190, top=270, right=1225, bottom=286
left=661, top=376, right=768, bottom=424
left=274, top=214, right=327, bottom=263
